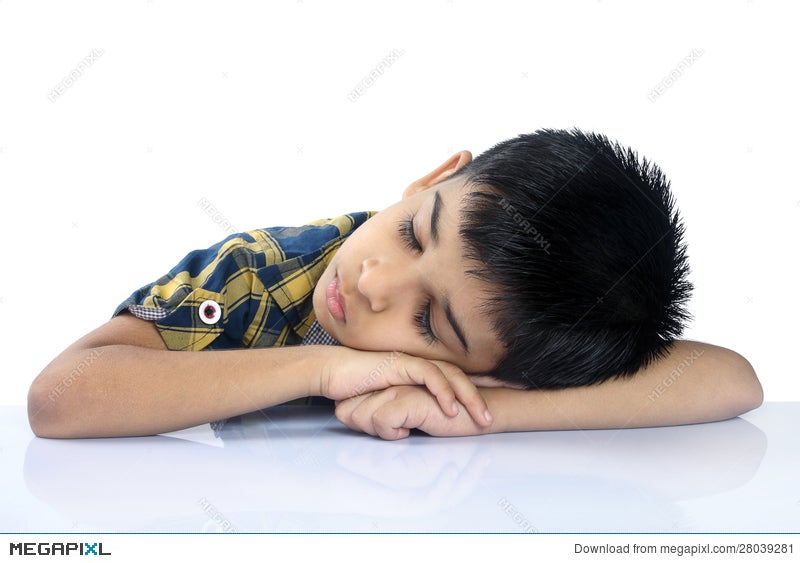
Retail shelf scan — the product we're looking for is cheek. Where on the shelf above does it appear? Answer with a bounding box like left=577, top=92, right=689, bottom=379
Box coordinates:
left=349, top=216, right=396, bottom=252
left=345, top=321, right=409, bottom=351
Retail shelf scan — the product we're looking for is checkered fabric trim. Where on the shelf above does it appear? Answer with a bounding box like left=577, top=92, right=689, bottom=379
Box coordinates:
left=125, top=304, right=169, bottom=321
left=300, top=320, right=340, bottom=347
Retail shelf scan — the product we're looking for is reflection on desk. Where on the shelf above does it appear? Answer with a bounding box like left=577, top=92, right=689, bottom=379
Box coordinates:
left=11, top=403, right=794, bottom=533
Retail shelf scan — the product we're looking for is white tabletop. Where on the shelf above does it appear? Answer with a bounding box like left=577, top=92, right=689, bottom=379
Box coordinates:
left=2, top=403, right=797, bottom=533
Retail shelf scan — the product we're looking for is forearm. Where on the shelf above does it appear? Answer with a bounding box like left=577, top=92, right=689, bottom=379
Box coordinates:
left=29, top=344, right=326, bottom=439
left=485, top=340, right=763, bottom=433
left=29, top=313, right=492, bottom=439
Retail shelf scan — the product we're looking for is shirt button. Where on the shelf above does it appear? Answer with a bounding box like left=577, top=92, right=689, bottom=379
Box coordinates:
left=198, top=299, right=222, bottom=325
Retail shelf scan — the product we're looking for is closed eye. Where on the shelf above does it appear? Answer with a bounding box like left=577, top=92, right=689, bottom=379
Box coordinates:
left=398, top=213, right=437, bottom=344
left=397, top=213, right=422, bottom=253
left=413, top=299, right=438, bottom=345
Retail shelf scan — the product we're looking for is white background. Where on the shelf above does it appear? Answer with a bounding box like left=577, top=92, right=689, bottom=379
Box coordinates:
left=0, top=0, right=797, bottom=405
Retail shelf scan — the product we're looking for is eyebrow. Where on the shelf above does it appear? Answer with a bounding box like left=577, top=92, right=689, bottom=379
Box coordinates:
left=429, top=191, right=470, bottom=354
left=443, top=298, right=470, bottom=354
left=430, top=190, right=443, bottom=243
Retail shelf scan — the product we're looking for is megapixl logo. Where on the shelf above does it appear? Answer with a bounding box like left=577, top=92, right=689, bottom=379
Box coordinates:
left=9, top=542, right=111, bottom=556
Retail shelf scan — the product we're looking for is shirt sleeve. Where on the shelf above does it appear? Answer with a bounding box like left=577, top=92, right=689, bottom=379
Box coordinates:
left=113, top=230, right=275, bottom=351
left=114, top=212, right=376, bottom=352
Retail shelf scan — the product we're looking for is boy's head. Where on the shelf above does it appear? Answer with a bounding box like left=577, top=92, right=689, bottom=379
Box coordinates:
left=313, top=129, right=692, bottom=388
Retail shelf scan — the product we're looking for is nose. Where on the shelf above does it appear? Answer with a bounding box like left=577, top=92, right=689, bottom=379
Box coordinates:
left=358, top=257, right=409, bottom=313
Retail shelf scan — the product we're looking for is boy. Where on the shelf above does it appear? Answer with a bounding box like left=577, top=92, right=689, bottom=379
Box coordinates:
left=27, top=129, right=763, bottom=440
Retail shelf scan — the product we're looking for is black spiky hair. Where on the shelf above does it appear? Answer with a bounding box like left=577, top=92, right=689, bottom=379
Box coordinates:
left=456, top=129, right=693, bottom=388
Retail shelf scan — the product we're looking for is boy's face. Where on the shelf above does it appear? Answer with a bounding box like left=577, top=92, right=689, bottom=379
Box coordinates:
left=313, top=152, right=504, bottom=375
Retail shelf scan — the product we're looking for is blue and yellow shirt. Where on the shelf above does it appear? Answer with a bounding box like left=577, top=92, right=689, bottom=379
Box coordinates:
left=114, top=212, right=375, bottom=351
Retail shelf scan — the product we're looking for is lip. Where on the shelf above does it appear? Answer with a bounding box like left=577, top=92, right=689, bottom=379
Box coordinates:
left=326, top=273, right=346, bottom=322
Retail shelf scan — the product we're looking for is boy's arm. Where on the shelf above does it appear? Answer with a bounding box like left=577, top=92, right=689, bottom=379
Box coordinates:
left=334, top=340, right=764, bottom=439
left=28, top=315, right=491, bottom=439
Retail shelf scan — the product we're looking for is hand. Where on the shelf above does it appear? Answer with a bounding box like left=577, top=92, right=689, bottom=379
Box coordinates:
left=316, top=347, right=493, bottom=429
left=335, top=385, right=496, bottom=440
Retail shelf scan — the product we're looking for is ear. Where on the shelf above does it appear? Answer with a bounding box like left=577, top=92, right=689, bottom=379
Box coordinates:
left=402, top=150, right=472, bottom=199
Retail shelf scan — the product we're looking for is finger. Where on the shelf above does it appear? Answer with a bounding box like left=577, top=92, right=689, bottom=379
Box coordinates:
left=399, top=357, right=458, bottom=417
left=334, top=392, right=374, bottom=428
left=441, top=366, right=493, bottom=427
left=347, top=388, right=400, bottom=437
left=371, top=398, right=422, bottom=441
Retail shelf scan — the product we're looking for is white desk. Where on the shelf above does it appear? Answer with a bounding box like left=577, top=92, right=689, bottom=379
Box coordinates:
left=2, top=403, right=797, bottom=533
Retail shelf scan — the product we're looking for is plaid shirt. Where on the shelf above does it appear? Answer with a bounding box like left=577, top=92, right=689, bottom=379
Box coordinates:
left=114, top=212, right=375, bottom=351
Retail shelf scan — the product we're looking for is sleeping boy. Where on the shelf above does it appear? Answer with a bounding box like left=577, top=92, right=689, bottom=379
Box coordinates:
left=28, top=129, right=763, bottom=439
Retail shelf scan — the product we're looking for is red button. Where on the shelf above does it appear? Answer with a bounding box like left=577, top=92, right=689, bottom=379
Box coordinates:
left=199, top=300, right=221, bottom=324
